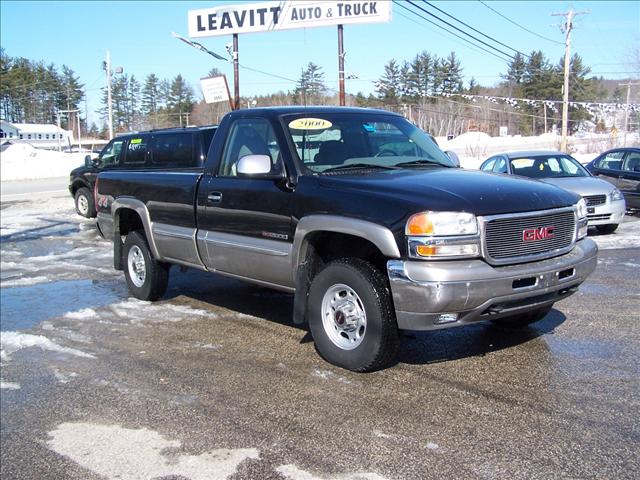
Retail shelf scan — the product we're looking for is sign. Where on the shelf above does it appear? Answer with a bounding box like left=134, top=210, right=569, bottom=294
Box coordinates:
left=288, top=118, right=333, bottom=130
left=200, top=75, right=231, bottom=105
left=188, top=1, right=392, bottom=38
left=499, top=126, right=508, bottom=137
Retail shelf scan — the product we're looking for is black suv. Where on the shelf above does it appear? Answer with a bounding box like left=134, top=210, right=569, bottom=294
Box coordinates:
left=69, top=126, right=217, bottom=218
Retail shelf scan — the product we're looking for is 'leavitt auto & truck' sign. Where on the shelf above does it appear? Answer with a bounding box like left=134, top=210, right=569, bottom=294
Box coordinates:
left=188, top=1, right=391, bottom=38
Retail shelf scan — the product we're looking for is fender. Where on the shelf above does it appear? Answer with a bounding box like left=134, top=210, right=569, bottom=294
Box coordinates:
left=111, top=197, right=162, bottom=260
left=290, top=215, right=401, bottom=324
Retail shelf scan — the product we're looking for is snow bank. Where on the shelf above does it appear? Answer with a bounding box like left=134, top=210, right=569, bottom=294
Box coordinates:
left=1, top=143, right=86, bottom=181
left=0, top=331, right=96, bottom=362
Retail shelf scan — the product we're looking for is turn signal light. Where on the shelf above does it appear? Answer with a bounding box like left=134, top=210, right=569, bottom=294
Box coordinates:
left=407, top=214, right=434, bottom=235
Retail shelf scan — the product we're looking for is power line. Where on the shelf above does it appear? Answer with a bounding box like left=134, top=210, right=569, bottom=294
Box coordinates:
left=406, top=0, right=517, bottom=61
left=478, top=1, right=564, bottom=45
left=394, top=1, right=513, bottom=64
left=422, top=1, right=530, bottom=59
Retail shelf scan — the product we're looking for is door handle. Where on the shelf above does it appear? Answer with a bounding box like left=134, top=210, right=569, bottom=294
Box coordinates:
left=207, top=192, right=222, bottom=203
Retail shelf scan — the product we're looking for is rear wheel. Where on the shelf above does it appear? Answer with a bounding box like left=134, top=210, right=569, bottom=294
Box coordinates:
left=307, top=258, right=399, bottom=372
left=490, top=305, right=552, bottom=330
left=596, top=224, right=618, bottom=234
left=123, top=231, right=169, bottom=301
left=74, top=187, right=96, bottom=218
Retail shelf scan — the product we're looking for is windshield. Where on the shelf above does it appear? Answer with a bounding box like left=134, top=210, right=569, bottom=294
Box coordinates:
left=510, top=155, right=589, bottom=179
left=283, top=113, right=453, bottom=173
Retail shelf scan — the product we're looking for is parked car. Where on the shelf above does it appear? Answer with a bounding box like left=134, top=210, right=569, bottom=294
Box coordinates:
left=480, top=150, right=626, bottom=234
left=585, top=147, right=640, bottom=210
left=68, top=126, right=217, bottom=218
left=95, top=107, right=596, bottom=372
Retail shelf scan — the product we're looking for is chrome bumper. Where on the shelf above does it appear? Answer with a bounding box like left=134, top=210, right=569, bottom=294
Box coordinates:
left=387, top=238, right=598, bottom=330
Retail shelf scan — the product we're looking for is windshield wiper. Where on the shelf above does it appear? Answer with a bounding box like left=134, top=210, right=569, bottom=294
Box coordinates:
left=321, top=163, right=398, bottom=173
left=394, top=159, right=447, bottom=168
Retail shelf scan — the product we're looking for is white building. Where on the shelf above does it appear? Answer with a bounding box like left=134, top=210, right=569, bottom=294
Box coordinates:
left=0, top=120, right=73, bottom=149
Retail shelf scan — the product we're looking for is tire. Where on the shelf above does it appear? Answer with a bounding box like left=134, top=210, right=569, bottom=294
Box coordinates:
left=596, top=224, right=618, bottom=234
left=74, top=187, right=96, bottom=218
left=490, top=305, right=552, bottom=330
left=123, top=231, right=169, bottom=301
left=307, top=258, right=399, bottom=372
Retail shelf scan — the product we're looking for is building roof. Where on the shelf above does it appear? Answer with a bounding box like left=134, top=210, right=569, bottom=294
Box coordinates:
left=1, top=120, right=70, bottom=134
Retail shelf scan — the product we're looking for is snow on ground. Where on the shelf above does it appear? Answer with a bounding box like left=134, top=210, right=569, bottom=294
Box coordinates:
left=0, top=331, right=96, bottom=362
left=0, top=381, right=21, bottom=390
left=1, top=143, right=86, bottom=181
left=47, top=422, right=260, bottom=480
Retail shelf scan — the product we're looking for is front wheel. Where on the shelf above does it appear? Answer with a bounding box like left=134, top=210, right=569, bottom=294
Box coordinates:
left=123, top=231, right=169, bottom=301
left=74, top=187, right=96, bottom=218
left=307, top=258, right=399, bottom=372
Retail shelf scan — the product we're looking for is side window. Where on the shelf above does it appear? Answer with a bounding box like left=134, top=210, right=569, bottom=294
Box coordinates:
left=481, top=158, right=496, bottom=172
left=150, top=133, right=195, bottom=168
left=622, top=152, right=640, bottom=172
left=493, top=157, right=507, bottom=173
left=124, top=136, right=149, bottom=165
left=219, top=119, right=279, bottom=177
left=100, top=139, right=124, bottom=166
left=597, top=151, right=624, bottom=171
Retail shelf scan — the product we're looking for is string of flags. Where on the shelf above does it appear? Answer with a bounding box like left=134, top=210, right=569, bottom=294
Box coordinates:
left=440, top=92, right=639, bottom=115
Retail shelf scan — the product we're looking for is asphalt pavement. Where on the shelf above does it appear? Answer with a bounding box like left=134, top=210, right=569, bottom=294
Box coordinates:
left=1, top=198, right=639, bottom=480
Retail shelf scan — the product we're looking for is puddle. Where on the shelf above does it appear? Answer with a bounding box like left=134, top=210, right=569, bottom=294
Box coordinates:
left=0, top=279, right=122, bottom=331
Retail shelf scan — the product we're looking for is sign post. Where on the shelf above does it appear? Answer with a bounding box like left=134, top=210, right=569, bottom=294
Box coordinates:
left=187, top=1, right=391, bottom=107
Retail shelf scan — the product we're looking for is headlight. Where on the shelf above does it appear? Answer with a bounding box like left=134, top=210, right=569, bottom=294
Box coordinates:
left=610, top=188, right=624, bottom=202
left=406, top=211, right=477, bottom=236
left=576, top=198, right=588, bottom=219
left=576, top=198, right=588, bottom=240
left=406, top=211, right=479, bottom=259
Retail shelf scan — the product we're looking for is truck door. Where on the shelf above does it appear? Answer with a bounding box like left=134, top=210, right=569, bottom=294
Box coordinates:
left=197, top=117, right=294, bottom=289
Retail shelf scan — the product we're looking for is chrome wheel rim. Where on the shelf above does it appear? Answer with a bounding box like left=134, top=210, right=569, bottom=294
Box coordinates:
left=127, top=246, right=146, bottom=287
left=77, top=195, right=89, bottom=215
left=321, top=283, right=366, bottom=350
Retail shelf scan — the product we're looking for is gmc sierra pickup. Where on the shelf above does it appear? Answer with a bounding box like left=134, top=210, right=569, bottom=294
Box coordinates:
left=96, top=107, right=597, bottom=372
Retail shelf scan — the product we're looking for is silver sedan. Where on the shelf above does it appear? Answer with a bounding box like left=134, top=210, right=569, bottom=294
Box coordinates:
left=480, top=150, right=626, bottom=234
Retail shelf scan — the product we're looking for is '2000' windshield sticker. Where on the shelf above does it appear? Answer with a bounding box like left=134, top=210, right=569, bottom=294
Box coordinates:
left=288, top=118, right=332, bottom=130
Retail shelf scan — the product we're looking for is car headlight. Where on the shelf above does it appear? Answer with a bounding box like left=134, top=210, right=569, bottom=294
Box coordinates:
left=576, top=198, right=588, bottom=240
left=406, top=211, right=479, bottom=259
left=610, top=188, right=624, bottom=202
left=406, top=211, right=477, bottom=236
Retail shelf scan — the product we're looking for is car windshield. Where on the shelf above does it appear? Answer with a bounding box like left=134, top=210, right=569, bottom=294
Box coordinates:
left=510, top=155, right=589, bottom=179
left=283, top=113, right=453, bottom=173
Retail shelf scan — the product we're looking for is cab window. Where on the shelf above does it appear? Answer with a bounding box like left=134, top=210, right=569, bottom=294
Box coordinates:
left=150, top=132, right=195, bottom=168
left=124, top=136, right=149, bottom=165
left=99, top=139, right=124, bottom=166
left=481, top=158, right=496, bottom=172
left=219, top=119, right=279, bottom=177
left=622, top=152, right=640, bottom=172
left=493, top=157, right=507, bottom=173
left=597, top=151, right=624, bottom=171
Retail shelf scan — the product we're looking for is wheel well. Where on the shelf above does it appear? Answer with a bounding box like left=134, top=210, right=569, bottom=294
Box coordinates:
left=71, top=181, right=87, bottom=196
left=117, top=208, right=144, bottom=237
left=305, top=231, right=388, bottom=275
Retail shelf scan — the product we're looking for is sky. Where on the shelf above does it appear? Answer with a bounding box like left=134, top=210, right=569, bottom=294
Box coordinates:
left=1, top=0, right=638, bottom=125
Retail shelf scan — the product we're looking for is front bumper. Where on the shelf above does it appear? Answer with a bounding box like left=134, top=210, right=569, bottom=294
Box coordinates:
left=387, top=238, right=598, bottom=330
left=587, top=198, right=626, bottom=226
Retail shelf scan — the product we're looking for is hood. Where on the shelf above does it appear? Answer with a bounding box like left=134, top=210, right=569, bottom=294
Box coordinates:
left=318, top=168, right=580, bottom=216
left=70, top=165, right=90, bottom=176
left=541, top=176, right=616, bottom=196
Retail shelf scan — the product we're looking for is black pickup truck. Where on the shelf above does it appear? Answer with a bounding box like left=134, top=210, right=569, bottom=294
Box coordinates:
left=96, top=107, right=597, bottom=372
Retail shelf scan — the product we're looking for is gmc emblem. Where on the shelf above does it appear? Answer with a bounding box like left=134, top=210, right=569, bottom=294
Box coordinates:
left=523, top=226, right=555, bottom=242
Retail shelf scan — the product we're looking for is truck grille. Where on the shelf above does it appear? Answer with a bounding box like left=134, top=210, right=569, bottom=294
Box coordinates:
left=588, top=214, right=611, bottom=221
left=484, top=209, right=576, bottom=264
left=584, top=195, right=606, bottom=206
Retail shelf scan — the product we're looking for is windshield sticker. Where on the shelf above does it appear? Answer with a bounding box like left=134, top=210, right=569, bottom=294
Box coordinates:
left=130, top=138, right=143, bottom=144
left=362, top=123, right=376, bottom=133
left=288, top=118, right=332, bottom=130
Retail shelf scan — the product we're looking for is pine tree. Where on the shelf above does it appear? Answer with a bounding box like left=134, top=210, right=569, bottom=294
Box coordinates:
left=375, top=59, right=401, bottom=104
left=293, top=62, right=327, bottom=105
left=166, top=74, right=195, bottom=125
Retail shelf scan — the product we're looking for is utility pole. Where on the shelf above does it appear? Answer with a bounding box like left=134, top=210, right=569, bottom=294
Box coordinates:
left=337, top=25, right=345, bottom=106
left=105, top=51, right=114, bottom=140
left=619, top=82, right=640, bottom=147
left=552, top=9, right=588, bottom=152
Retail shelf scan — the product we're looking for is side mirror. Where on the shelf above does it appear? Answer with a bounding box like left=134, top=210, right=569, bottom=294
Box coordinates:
left=91, top=157, right=101, bottom=168
left=236, top=154, right=285, bottom=180
left=84, top=155, right=92, bottom=168
left=445, top=150, right=460, bottom=168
